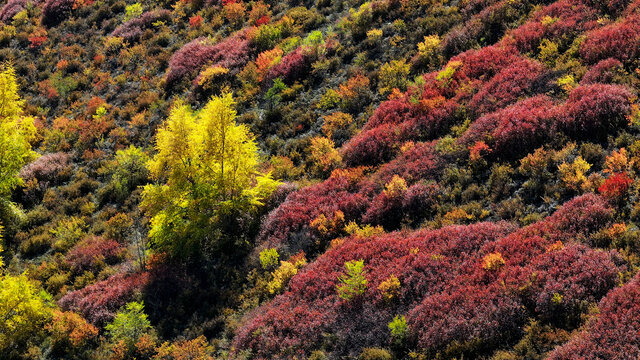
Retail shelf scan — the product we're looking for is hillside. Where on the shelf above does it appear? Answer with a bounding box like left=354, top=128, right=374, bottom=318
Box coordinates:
left=1, top=0, right=640, bottom=358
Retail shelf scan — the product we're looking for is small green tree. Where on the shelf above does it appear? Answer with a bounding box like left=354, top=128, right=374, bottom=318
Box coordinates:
left=336, top=259, right=367, bottom=300
left=106, top=301, right=154, bottom=350
left=123, top=3, right=143, bottom=22
left=265, top=78, right=287, bottom=109
left=388, top=315, right=408, bottom=345
left=259, top=248, right=279, bottom=269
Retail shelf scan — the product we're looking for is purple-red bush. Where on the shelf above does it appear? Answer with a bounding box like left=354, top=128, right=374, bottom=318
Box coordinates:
left=112, top=10, right=171, bottom=42
left=525, top=244, right=623, bottom=319
left=166, top=33, right=250, bottom=88
left=236, top=222, right=516, bottom=358
left=0, top=0, right=43, bottom=22
left=580, top=15, right=640, bottom=64
left=373, top=141, right=443, bottom=184
left=402, top=182, right=442, bottom=223
left=237, top=194, right=619, bottom=357
left=341, top=123, right=402, bottom=167
left=461, top=95, right=558, bottom=156
left=452, top=44, right=518, bottom=80
left=65, top=236, right=124, bottom=273
left=547, top=272, right=640, bottom=359
left=58, top=271, right=149, bottom=326
left=264, top=46, right=314, bottom=85
left=408, top=283, right=526, bottom=353
left=19, top=152, right=70, bottom=184
left=257, top=170, right=376, bottom=256
left=560, top=84, right=633, bottom=138
left=581, top=58, right=624, bottom=84
left=469, top=58, right=545, bottom=115
left=505, top=0, right=599, bottom=53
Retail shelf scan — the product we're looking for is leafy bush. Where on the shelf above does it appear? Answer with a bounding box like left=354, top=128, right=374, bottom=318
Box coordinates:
left=106, top=301, right=154, bottom=350
left=65, top=236, right=124, bottom=274
left=259, top=248, right=279, bottom=269
left=560, top=84, right=632, bottom=139
left=112, top=10, right=171, bottom=42
left=337, top=259, right=367, bottom=300
left=580, top=15, right=640, bottom=64
left=58, top=272, right=150, bottom=326
left=123, top=3, right=143, bottom=22
left=0, top=0, right=43, bottom=22
left=166, top=34, right=250, bottom=88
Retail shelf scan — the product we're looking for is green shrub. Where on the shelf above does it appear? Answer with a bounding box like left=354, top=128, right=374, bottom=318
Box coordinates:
left=336, top=259, right=367, bottom=300
left=259, top=248, right=279, bottom=269
left=388, top=315, right=408, bottom=344
left=123, top=3, right=143, bottom=22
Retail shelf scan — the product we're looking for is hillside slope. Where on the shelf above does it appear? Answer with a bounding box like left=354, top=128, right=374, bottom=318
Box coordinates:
left=1, top=0, right=640, bottom=358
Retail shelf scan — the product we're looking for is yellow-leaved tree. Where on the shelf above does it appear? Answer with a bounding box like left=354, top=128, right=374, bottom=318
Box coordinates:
left=0, top=225, right=54, bottom=357
left=0, top=64, right=51, bottom=359
left=141, top=93, right=280, bottom=259
left=0, top=64, right=37, bottom=198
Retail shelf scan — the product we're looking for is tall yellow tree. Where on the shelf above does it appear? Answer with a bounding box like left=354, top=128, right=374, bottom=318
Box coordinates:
left=0, top=64, right=50, bottom=359
left=0, top=64, right=37, bottom=198
left=141, top=93, right=280, bottom=259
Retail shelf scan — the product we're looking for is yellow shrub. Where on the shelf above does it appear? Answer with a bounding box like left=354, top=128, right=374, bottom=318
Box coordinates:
left=377, top=274, right=401, bottom=302
left=558, top=156, right=591, bottom=191
left=383, top=175, right=407, bottom=197
left=482, top=252, right=506, bottom=271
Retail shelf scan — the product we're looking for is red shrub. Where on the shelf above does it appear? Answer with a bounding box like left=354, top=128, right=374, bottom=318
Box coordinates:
left=599, top=172, right=633, bottom=201
left=264, top=46, right=313, bottom=85
left=524, top=244, right=624, bottom=319
left=363, top=97, right=415, bottom=130
left=257, top=170, right=377, bottom=256
left=238, top=191, right=620, bottom=358
left=452, top=44, right=519, bottom=79
left=547, top=273, right=640, bottom=359
left=341, top=123, right=402, bottom=167
left=461, top=95, right=558, bottom=156
left=441, top=19, right=484, bottom=57
left=374, top=141, right=443, bottom=184
left=506, top=0, right=599, bottom=53
left=112, top=10, right=171, bottom=42
left=189, top=14, right=203, bottom=28
left=560, top=84, right=633, bottom=138
left=469, top=58, right=545, bottom=115
left=58, top=271, right=150, bottom=326
left=408, top=283, right=526, bottom=353
left=236, top=222, right=516, bottom=358
left=402, top=182, right=442, bottom=224
left=581, top=58, right=624, bottom=84
left=65, top=236, right=124, bottom=273
left=526, top=193, right=613, bottom=242
left=580, top=15, right=640, bottom=64
left=166, top=33, right=250, bottom=87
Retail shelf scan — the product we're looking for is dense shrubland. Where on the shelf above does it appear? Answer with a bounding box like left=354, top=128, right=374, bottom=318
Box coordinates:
left=2, top=0, right=640, bottom=358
